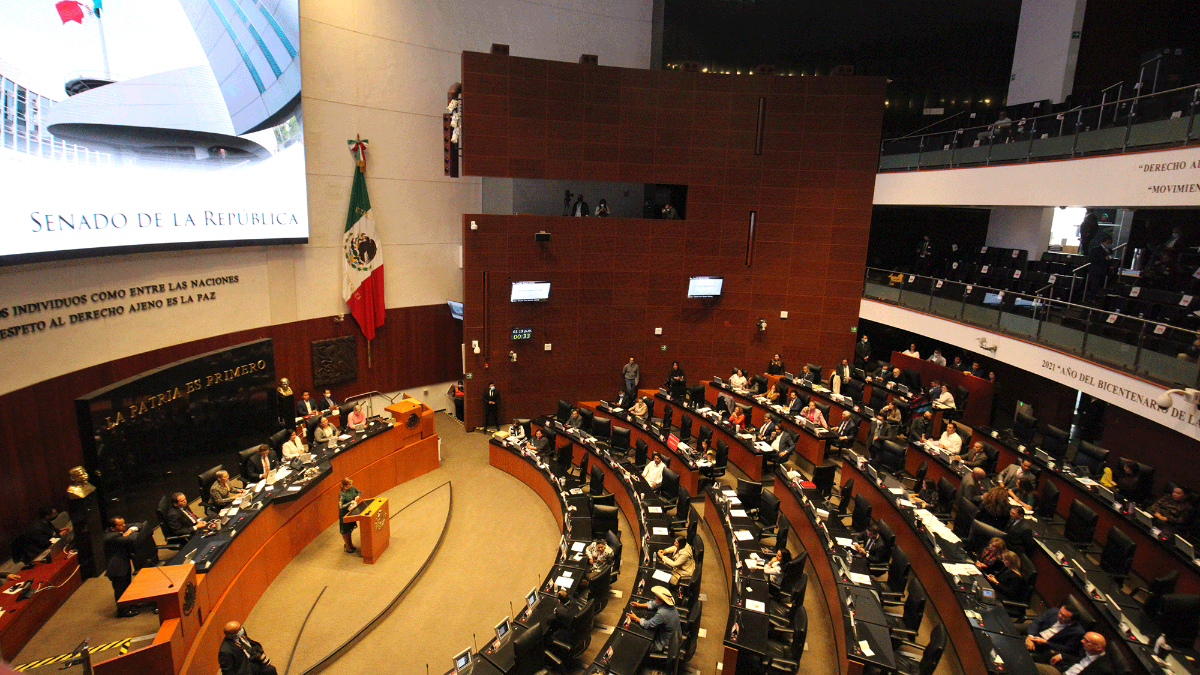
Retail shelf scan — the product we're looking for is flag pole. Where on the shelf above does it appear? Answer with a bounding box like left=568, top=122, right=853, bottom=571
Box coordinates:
left=96, top=8, right=111, bottom=79
left=356, top=134, right=372, bottom=370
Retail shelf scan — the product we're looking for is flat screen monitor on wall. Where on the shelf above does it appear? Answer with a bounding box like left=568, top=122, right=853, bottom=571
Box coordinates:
left=511, top=281, right=551, bottom=302
left=447, top=300, right=464, bottom=320
left=687, top=276, right=723, bottom=298
left=0, top=0, right=307, bottom=265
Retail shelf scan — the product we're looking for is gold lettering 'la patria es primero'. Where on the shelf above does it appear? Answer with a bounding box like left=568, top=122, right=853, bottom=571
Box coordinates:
left=101, top=360, right=267, bottom=430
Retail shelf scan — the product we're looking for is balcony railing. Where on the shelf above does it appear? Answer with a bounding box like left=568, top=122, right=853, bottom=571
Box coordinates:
left=863, top=267, right=1200, bottom=388
left=879, top=83, right=1200, bottom=171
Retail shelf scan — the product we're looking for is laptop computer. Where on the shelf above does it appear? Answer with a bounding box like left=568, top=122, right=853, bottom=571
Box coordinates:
left=1094, top=485, right=1115, bottom=504
left=1175, top=534, right=1195, bottom=559
left=713, top=376, right=724, bottom=386
left=1134, top=508, right=1154, bottom=527
left=1035, top=449, right=1052, bottom=464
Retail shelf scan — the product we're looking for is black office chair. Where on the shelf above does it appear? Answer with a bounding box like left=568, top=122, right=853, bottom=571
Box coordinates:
left=736, top=477, right=762, bottom=514
left=237, top=445, right=262, bottom=484
left=1001, top=552, right=1039, bottom=620
left=268, top=428, right=289, bottom=453
left=589, top=492, right=615, bottom=515
left=1073, top=440, right=1109, bottom=477
left=981, top=444, right=999, bottom=474
left=1156, top=594, right=1200, bottom=648
left=869, top=389, right=888, bottom=413
left=555, top=442, right=574, bottom=476
left=843, top=378, right=864, bottom=402
left=511, top=622, right=547, bottom=675
left=760, top=513, right=790, bottom=550
left=578, top=407, right=594, bottom=433
left=644, top=630, right=680, bottom=675
left=155, top=494, right=190, bottom=550
left=610, top=426, right=631, bottom=455
left=1117, top=457, right=1155, bottom=504
left=835, top=477, right=855, bottom=514
left=761, top=605, right=806, bottom=675
left=1012, top=411, right=1037, bottom=445
left=1136, top=570, right=1179, bottom=616
left=966, top=520, right=1005, bottom=556
left=878, top=546, right=911, bottom=598
left=605, top=530, right=622, bottom=581
left=196, top=464, right=224, bottom=518
left=696, top=425, right=713, bottom=449
left=751, top=375, right=768, bottom=395
left=953, top=499, right=980, bottom=540
left=812, top=464, right=837, bottom=499
left=632, top=438, right=649, bottom=470
left=659, top=469, right=681, bottom=502
left=936, top=478, right=956, bottom=516
left=1036, top=479, right=1061, bottom=519
left=545, top=596, right=597, bottom=669
left=847, top=493, right=873, bottom=533
left=588, top=463, right=606, bottom=495
left=661, top=405, right=673, bottom=432
left=1041, top=424, right=1069, bottom=460
left=876, top=439, right=906, bottom=475
left=678, top=415, right=692, bottom=442
left=900, top=459, right=927, bottom=489
left=591, top=416, right=611, bottom=441
left=1098, top=527, right=1136, bottom=590
left=884, top=576, right=926, bottom=644
left=591, top=504, right=619, bottom=539
left=892, top=623, right=946, bottom=675
left=1063, top=500, right=1098, bottom=548
left=678, top=598, right=703, bottom=664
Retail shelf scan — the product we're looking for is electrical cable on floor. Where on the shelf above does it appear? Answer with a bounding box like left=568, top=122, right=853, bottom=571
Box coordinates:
left=282, top=585, right=327, bottom=675
left=391, top=480, right=452, bottom=520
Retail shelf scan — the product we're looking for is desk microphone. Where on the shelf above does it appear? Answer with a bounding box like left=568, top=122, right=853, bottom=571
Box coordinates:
left=510, top=601, right=515, bottom=620
left=153, top=562, right=175, bottom=588
left=473, top=633, right=478, bottom=654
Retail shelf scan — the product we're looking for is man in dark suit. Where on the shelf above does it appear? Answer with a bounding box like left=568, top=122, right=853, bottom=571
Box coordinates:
left=244, top=445, right=277, bottom=483
left=164, top=493, right=208, bottom=539
left=483, top=382, right=501, bottom=431
left=854, top=523, right=891, bottom=566
left=219, top=621, right=278, bottom=675
left=1036, top=632, right=1114, bottom=675
left=756, top=414, right=779, bottom=443
left=295, top=391, right=319, bottom=418
left=998, top=459, right=1034, bottom=490
left=831, top=411, right=858, bottom=454
left=1023, top=605, right=1086, bottom=662
left=854, top=335, right=871, bottom=367
left=19, top=506, right=68, bottom=563
left=909, top=411, right=934, bottom=442
left=318, top=389, right=339, bottom=412
left=104, top=517, right=144, bottom=617
left=958, top=468, right=988, bottom=505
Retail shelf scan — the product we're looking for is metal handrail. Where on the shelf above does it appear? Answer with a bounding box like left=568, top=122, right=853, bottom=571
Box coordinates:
left=880, top=81, right=1200, bottom=153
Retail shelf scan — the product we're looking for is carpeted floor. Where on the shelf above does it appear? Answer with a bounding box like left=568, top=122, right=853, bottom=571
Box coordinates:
left=12, top=412, right=968, bottom=675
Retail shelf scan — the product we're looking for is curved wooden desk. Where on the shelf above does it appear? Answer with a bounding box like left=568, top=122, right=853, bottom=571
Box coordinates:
left=577, top=401, right=702, bottom=497
left=94, top=402, right=440, bottom=675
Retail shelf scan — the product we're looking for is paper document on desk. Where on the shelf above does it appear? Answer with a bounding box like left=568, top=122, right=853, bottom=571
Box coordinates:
left=897, top=499, right=914, bottom=508
left=227, top=508, right=239, bottom=516
left=735, top=530, right=754, bottom=541
left=849, top=572, right=873, bottom=585
left=338, top=434, right=352, bottom=440
left=745, top=600, right=766, bottom=612
left=653, top=527, right=669, bottom=536
left=835, top=537, right=854, bottom=547
left=859, top=640, right=874, bottom=656
left=554, top=576, right=576, bottom=589
left=737, top=433, right=754, bottom=440
left=571, top=542, right=586, bottom=552
left=730, top=509, right=748, bottom=518
left=943, top=563, right=979, bottom=576
left=287, top=486, right=301, bottom=492
left=648, top=506, right=663, bottom=514
left=653, top=569, right=673, bottom=583
left=1077, top=477, right=1098, bottom=487
left=888, top=488, right=905, bottom=495
left=755, top=442, right=773, bottom=452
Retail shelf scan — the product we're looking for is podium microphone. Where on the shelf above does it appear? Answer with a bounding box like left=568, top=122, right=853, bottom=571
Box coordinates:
left=153, top=563, right=175, bottom=588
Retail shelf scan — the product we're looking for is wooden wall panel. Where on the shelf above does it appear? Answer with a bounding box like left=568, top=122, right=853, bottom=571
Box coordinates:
left=0, top=305, right=461, bottom=552
left=459, top=52, right=886, bottom=427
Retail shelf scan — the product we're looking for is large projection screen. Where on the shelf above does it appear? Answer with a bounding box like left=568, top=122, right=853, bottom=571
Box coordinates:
left=0, top=0, right=307, bottom=265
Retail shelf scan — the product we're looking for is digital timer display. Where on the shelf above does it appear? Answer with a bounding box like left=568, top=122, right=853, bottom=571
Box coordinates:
left=511, top=327, right=533, bottom=340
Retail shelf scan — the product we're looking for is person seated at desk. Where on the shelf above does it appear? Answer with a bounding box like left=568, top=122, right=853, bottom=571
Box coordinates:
left=1010, top=476, right=1037, bottom=510
left=1112, top=460, right=1140, bottom=499
left=763, top=547, right=790, bottom=585
left=1036, top=632, right=1114, bottom=675
left=986, top=551, right=1026, bottom=602
left=104, top=517, right=145, bottom=618
left=567, top=408, right=585, bottom=428
left=853, top=523, right=891, bottom=566
left=968, top=361, right=984, bottom=378
left=1005, top=506, right=1035, bottom=554
left=728, top=405, right=747, bottom=432
left=643, top=453, right=667, bottom=489
left=936, top=421, right=963, bottom=454
left=164, top=492, right=209, bottom=538
left=902, top=344, right=920, bottom=358
left=346, top=404, right=367, bottom=430
left=909, top=410, right=934, bottom=443
left=628, top=398, right=648, bottom=422
left=757, top=414, right=781, bottom=444
left=1022, top=605, right=1086, bottom=663
left=508, top=419, right=527, bottom=442
left=998, top=458, right=1033, bottom=490
left=800, top=401, right=827, bottom=428
left=831, top=411, right=857, bottom=452
left=314, top=416, right=339, bottom=447
left=209, top=471, right=245, bottom=509
left=951, top=356, right=966, bottom=371
left=729, top=367, right=749, bottom=392
left=960, top=468, right=988, bottom=505
left=880, top=366, right=905, bottom=388
left=626, top=587, right=680, bottom=653
left=974, top=537, right=1007, bottom=576
left=912, top=479, right=939, bottom=510
left=876, top=401, right=900, bottom=437
left=281, top=428, right=306, bottom=461
left=585, top=536, right=613, bottom=581
left=767, top=353, right=786, bottom=376
left=1151, top=486, right=1194, bottom=526
left=657, top=535, right=696, bottom=582
left=338, top=477, right=361, bottom=553
left=931, top=383, right=955, bottom=410
left=927, top=349, right=946, bottom=366
left=528, top=429, right=551, bottom=457
left=785, top=391, right=803, bottom=415
left=960, top=441, right=988, bottom=469
left=979, top=486, right=1012, bottom=529
left=764, top=383, right=781, bottom=404
left=19, top=507, right=69, bottom=562
left=318, top=389, right=339, bottom=413
left=295, top=390, right=319, bottom=418
left=244, top=444, right=277, bottom=483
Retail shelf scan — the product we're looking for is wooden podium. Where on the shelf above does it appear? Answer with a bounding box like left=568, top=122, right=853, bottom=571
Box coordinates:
left=345, top=497, right=390, bottom=564
left=94, top=565, right=199, bottom=675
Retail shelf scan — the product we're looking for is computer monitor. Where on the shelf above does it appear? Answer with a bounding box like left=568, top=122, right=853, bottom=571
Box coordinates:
left=686, top=276, right=723, bottom=298
left=1134, top=507, right=1153, bottom=527
left=1176, top=534, right=1195, bottom=559
left=447, top=300, right=464, bottom=320
left=525, top=588, right=539, bottom=609
left=452, top=648, right=472, bottom=672
left=1095, top=485, right=1114, bottom=504
left=510, top=281, right=551, bottom=302
left=494, top=617, right=511, bottom=642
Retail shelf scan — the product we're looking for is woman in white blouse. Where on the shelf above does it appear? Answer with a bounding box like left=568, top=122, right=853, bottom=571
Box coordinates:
left=729, top=368, right=748, bottom=392
left=281, top=429, right=306, bottom=460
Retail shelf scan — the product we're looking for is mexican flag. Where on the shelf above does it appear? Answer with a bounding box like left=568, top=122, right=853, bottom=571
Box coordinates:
left=342, top=167, right=385, bottom=340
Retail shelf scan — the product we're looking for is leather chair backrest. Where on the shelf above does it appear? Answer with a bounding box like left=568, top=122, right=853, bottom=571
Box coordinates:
left=1036, top=479, right=1060, bottom=518
left=662, top=405, right=673, bottom=429
left=697, top=426, right=713, bottom=447
left=605, top=530, right=622, bottom=575
left=715, top=440, right=729, bottom=465
left=591, top=416, right=611, bottom=439
left=1041, top=425, right=1069, bottom=459
left=1101, top=527, right=1136, bottom=576
left=634, top=439, right=648, bottom=465
left=815, top=402, right=830, bottom=422
left=269, top=428, right=290, bottom=452
left=512, top=622, right=546, bottom=675
left=580, top=408, right=594, bottom=432
left=795, top=391, right=810, bottom=406
left=1014, top=412, right=1037, bottom=443
left=589, top=464, right=605, bottom=494
left=610, top=426, right=630, bottom=451
left=660, top=469, right=680, bottom=499
left=198, top=464, right=224, bottom=502
left=1075, top=441, right=1109, bottom=474
left=937, top=477, right=956, bottom=509
left=751, top=375, right=768, bottom=394
left=759, top=491, right=780, bottom=524
left=1065, top=500, right=1098, bottom=544
left=678, top=415, right=692, bottom=438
